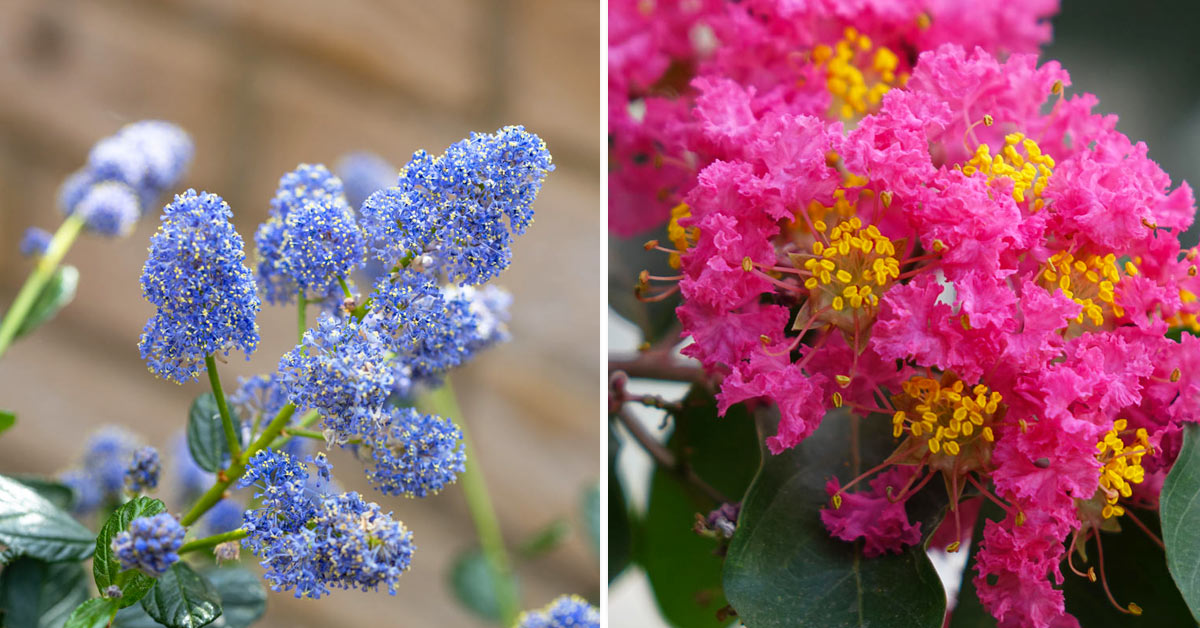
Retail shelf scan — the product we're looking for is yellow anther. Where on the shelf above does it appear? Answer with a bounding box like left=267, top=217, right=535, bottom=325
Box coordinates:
left=946, top=541, right=961, bottom=553
left=832, top=392, right=844, bottom=408
left=832, top=494, right=843, bottom=509
left=667, top=203, right=698, bottom=269
left=1092, top=420, right=1147, bottom=519
left=835, top=374, right=852, bottom=387
left=814, top=29, right=906, bottom=120
left=966, top=135, right=1054, bottom=210
left=1128, top=603, right=1143, bottom=616
left=742, top=256, right=754, bottom=272
left=983, top=114, right=994, bottom=126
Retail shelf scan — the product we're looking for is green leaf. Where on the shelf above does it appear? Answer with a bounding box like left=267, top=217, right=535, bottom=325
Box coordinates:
left=140, top=563, right=222, bottom=628
left=1163, top=421, right=1200, bottom=623
left=1062, top=510, right=1193, bottom=625
left=723, top=412, right=947, bottom=628
left=94, top=497, right=166, bottom=608
left=0, top=474, right=94, bottom=562
left=9, top=475, right=78, bottom=511
left=947, top=499, right=1000, bottom=628
left=187, top=394, right=241, bottom=473
left=16, top=265, right=79, bottom=340
left=449, top=548, right=520, bottom=622
left=0, top=410, right=14, bottom=437
left=0, top=557, right=90, bottom=628
left=639, top=386, right=760, bottom=628
left=203, top=568, right=266, bottom=628
left=518, top=518, right=572, bottom=560
left=608, top=229, right=680, bottom=346
left=64, top=598, right=118, bottom=628
left=119, top=569, right=263, bottom=628
left=608, top=425, right=633, bottom=582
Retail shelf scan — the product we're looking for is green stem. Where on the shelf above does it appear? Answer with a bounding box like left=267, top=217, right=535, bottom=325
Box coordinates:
left=283, top=427, right=327, bottom=441
left=337, top=276, right=353, bottom=300
left=204, top=355, right=241, bottom=464
left=297, top=291, right=307, bottom=343
left=271, top=409, right=320, bottom=450
left=179, top=528, right=248, bottom=555
left=422, top=381, right=520, bottom=626
left=181, top=402, right=296, bottom=526
left=0, top=214, right=86, bottom=358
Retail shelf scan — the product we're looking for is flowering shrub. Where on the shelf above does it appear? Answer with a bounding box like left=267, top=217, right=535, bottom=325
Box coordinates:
left=610, top=2, right=1200, bottom=627
left=0, top=122, right=597, bottom=628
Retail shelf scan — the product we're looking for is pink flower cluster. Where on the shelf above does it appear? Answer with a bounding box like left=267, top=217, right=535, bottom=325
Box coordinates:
left=612, top=4, right=1200, bottom=627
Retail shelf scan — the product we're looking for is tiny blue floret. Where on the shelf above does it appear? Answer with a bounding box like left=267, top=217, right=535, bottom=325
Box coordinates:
left=124, top=445, right=161, bottom=493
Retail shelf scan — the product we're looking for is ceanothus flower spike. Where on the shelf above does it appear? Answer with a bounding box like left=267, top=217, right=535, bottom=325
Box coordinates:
left=111, top=513, right=184, bottom=576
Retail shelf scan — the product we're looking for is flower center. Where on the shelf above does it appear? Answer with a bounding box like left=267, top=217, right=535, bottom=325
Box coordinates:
left=892, top=375, right=1002, bottom=461
left=1039, top=251, right=1133, bottom=328
left=802, top=217, right=899, bottom=317
left=1093, top=419, right=1149, bottom=519
left=812, top=27, right=905, bottom=120
left=963, top=133, right=1055, bottom=211
left=666, top=202, right=697, bottom=269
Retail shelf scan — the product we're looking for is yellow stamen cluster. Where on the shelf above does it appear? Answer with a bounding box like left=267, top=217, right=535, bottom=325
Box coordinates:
left=963, top=133, right=1055, bottom=211
left=812, top=27, right=905, bottom=120
left=892, top=376, right=1002, bottom=457
left=1094, top=420, right=1149, bottom=519
left=666, top=202, right=698, bottom=269
left=802, top=217, right=899, bottom=313
left=1040, top=251, right=1131, bottom=327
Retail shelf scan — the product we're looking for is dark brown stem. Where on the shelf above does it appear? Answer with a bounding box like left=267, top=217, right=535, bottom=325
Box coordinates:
left=609, top=354, right=708, bottom=385
left=613, top=407, right=729, bottom=504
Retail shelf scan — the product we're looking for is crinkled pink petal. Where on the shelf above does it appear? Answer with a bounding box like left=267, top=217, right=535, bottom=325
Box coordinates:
left=821, top=467, right=923, bottom=558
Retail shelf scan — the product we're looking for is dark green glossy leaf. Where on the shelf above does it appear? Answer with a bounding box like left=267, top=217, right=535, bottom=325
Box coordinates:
left=10, top=475, right=77, bottom=511
left=16, top=265, right=78, bottom=340
left=140, top=563, right=221, bottom=628
left=1163, top=421, right=1200, bottom=623
left=449, top=547, right=520, bottom=622
left=519, top=518, right=572, bottom=560
left=723, top=412, right=947, bottom=628
left=94, top=497, right=166, bottom=608
left=1063, top=509, right=1192, bottom=625
left=639, top=386, right=760, bottom=628
left=203, top=568, right=266, bottom=628
left=187, top=394, right=240, bottom=473
left=63, top=598, right=117, bottom=628
left=0, top=475, right=94, bottom=563
left=0, top=410, right=14, bottom=437
left=608, top=424, right=632, bottom=582
left=0, top=557, right=90, bottom=628
left=608, top=228, right=680, bottom=346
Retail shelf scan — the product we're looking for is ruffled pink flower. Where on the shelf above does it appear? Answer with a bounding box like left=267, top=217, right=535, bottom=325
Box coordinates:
left=677, top=301, right=790, bottom=371
left=717, top=348, right=830, bottom=454
left=821, top=466, right=923, bottom=558
left=974, top=515, right=1075, bottom=628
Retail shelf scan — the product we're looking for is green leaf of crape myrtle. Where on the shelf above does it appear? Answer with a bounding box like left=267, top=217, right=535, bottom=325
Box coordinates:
left=723, top=411, right=948, bottom=628
left=0, top=410, right=14, bottom=437
left=1062, top=509, right=1193, bottom=626
left=15, top=265, right=78, bottom=340
left=0, top=557, right=90, bottom=628
left=639, top=386, right=761, bottom=628
left=140, top=563, right=222, bottom=628
left=608, top=424, right=633, bottom=582
left=94, top=497, right=167, bottom=608
left=0, top=474, right=94, bottom=563
left=1159, top=421, right=1200, bottom=623
left=64, top=598, right=118, bottom=628
left=187, top=393, right=242, bottom=473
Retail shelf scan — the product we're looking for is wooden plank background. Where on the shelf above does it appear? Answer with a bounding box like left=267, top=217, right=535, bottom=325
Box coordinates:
left=0, top=0, right=601, bottom=625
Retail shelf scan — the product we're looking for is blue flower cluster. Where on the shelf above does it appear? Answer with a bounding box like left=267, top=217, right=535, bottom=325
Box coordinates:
left=59, top=426, right=140, bottom=514
left=111, top=513, right=185, bottom=577
left=363, top=407, right=465, bottom=498
left=368, top=270, right=482, bottom=382
left=238, top=450, right=415, bottom=598
left=516, top=595, right=600, bottom=628
left=60, top=120, right=193, bottom=236
left=359, top=125, right=553, bottom=286
left=277, top=314, right=393, bottom=443
left=138, top=190, right=261, bottom=383
left=124, top=446, right=161, bottom=493
left=255, top=165, right=363, bottom=304
left=19, top=227, right=52, bottom=258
